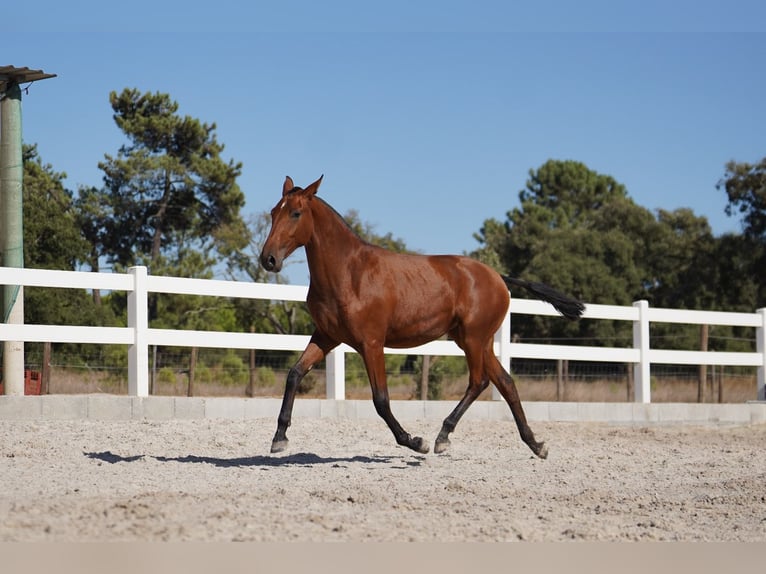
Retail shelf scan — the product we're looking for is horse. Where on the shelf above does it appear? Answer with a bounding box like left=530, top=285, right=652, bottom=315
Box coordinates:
left=260, top=175, right=584, bottom=459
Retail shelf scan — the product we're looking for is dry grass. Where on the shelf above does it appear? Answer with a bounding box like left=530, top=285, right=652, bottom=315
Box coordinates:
left=44, top=367, right=759, bottom=404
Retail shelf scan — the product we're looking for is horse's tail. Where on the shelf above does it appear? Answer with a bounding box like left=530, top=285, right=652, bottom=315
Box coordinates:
left=501, top=275, right=585, bottom=321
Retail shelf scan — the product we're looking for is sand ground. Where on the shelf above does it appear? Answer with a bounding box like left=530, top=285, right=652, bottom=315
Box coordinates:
left=1, top=417, right=764, bottom=542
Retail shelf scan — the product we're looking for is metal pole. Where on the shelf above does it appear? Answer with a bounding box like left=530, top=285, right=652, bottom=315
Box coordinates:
left=1, top=82, right=25, bottom=395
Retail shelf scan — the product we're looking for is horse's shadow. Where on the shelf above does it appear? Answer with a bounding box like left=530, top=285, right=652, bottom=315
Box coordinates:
left=84, top=450, right=423, bottom=468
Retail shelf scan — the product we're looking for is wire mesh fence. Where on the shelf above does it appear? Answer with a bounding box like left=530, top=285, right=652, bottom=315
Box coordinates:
left=15, top=344, right=759, bottom=403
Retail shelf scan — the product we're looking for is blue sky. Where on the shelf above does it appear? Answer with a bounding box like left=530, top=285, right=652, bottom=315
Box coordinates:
left=4, top=2, right=765, bottom=284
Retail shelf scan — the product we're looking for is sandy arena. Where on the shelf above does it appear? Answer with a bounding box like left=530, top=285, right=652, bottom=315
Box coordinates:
left=1, top=416, right=765, bottom=542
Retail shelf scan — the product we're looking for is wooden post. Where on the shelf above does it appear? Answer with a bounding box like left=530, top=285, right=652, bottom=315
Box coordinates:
left=247, top=326, right=256, bottom=397
left=420, top=355, right=431, bottom=401
left=41, top=341, right=52, bottom=395
left=150, top=345, right=157, bottom=395
left=757, top=308, right=766, bottom=402
left=556, top=359, right=564, bottom=401
left=717, top=365, right=724, bottom=403
left=187, top=347, right=198, bottom=397
left=698, top=324, right=709, bottom=403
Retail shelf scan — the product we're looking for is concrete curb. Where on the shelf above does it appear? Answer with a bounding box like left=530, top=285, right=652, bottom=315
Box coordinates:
left=1, top=395, right=765, bottom=425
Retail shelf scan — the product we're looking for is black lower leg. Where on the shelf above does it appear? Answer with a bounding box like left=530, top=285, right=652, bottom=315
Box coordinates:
left=434, top=418, right=456, bottom=454
left=434, top=381, right=488, bottom=454
left=372, top=391, right=429, bottom=454
left=496, top=372, right=547, bottom=459
left=517, top=421, right=547, bottom=459
left=271, top=365, right=304, bottom=453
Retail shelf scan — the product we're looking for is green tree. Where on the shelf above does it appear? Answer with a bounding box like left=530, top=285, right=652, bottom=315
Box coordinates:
left=471, top=159, right=718, bottom=347
left=718, top=157, right=766, bottom=306
left=21, top=145, right=121, bottom=379
left=473, top=160, right=632, bottom=282
left=519, top=159, right=629, bottom=227
left=471, top=161, right=640, bottom=344
left=702, top=232, right=762, bottom=353
left=22, top=145, right=87, bottom=271
left=150, top=249, right=237, bottom=332
left=74, top=185, right=111, bottom=273
left=81, top=89, right=251, bottom=394
left=719, top=158, right=766, bottom=240
left=708, top=233, right=761, bottom=312
left=22, top=145, right=112, bottom=326
left=74, top=185, right=114, bottom=305
left=96, top=88, right=247, bottom=270
left=343, top=209, right=412, bottom=253
left=646, top=208, right=716, bottom=310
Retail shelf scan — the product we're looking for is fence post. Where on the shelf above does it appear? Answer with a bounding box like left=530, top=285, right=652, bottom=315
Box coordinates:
left=632, top=300, right=651, bottom=403
left=492, top=312, right=512, bottom=400
left=127, top=266, right=149, bottom=397
left=757, top=308, right=766, bottom=402
left=325, top=347, right=345, bottom=400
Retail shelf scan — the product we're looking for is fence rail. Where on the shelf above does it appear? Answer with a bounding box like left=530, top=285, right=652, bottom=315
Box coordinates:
left=1, top=266, right=765, bottom=402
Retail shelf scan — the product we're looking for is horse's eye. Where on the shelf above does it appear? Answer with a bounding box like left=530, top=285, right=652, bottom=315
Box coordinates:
left=290, top=210, right=301, bottom=219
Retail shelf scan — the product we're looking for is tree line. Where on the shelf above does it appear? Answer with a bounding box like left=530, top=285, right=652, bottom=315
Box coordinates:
left=470, top=158, right=765, bottom=353
left=12, top=88, right=766, bottom=393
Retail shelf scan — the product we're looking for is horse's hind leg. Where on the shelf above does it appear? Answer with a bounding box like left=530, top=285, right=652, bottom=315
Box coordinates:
left=434, top=378, right=488, bottom=454
left=361, top=344, right=429, bottom=454
left=434, top=341, right=488, bottom=454
left=486, top=353, right=548, bottom=459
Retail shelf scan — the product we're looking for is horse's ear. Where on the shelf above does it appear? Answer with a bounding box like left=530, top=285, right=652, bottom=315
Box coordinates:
left=282, top=176, right=295, bottom=197
left=304, top=174, right=324, bottom=197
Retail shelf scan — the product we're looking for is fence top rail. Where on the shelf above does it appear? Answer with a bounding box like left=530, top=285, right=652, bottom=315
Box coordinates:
left=647, top=306, right=763, bottom=327
left=2, top=266, right=763, bottom=329
left=579, top=302, right=638, bottom=321
left=0, top=266, right=133, bottom=291
left=147, top=275, right=308, bottom=301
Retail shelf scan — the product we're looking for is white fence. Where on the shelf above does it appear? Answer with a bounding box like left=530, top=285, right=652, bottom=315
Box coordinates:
left=1, top=265, right=765, bottom=402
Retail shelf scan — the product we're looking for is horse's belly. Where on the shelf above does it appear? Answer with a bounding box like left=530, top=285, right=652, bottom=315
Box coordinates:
left=384, top=310, right=455, bottom=348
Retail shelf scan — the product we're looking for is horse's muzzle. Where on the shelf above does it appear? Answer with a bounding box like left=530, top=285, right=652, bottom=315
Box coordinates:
left=260, top=251, right=281, bottom=272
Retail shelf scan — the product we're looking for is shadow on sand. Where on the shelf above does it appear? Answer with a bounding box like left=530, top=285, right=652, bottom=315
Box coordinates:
left=84, top=450, right=424, bottom=468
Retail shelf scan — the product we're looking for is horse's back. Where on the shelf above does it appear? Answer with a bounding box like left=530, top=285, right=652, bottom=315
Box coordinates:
left=425, top=254, right=508, bottom=296
left=378, top=252, right=509, bottom=345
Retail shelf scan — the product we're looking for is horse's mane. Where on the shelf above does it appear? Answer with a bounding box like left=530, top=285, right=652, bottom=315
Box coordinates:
left=287, top=185, right=382, bottom=249
left=314, top=196, right=374, bottom=246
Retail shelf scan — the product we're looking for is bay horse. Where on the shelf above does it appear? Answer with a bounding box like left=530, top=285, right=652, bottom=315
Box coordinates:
left=260, top=175, right=584, bottom=459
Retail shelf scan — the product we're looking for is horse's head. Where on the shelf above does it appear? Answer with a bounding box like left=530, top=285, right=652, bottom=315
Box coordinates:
left=260, top=175, right=323, bottom=272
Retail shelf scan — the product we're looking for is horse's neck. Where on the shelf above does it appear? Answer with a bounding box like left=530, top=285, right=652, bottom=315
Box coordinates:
left=305, top=199, right=365, bottom=287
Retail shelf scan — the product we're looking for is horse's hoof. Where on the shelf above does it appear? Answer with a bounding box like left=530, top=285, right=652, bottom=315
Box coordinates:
left=411, top=436, right=430, bottom=454
left=434, top=438, right=451, bottom=454
left=271, top=439, right=289, bottom=454
left=534, top=442, right=548, bottom=459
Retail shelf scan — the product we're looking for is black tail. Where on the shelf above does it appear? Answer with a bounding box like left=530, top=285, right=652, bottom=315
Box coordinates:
left=502, top=276, right=585, bottom=320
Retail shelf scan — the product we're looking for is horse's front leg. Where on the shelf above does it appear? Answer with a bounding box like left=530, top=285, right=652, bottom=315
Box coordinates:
left=361, top=344, right=429, bottom=454
left=271, top=333, right=336, bottom=453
